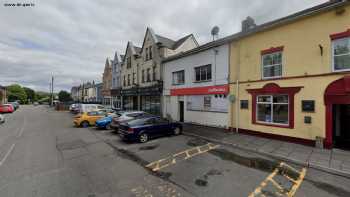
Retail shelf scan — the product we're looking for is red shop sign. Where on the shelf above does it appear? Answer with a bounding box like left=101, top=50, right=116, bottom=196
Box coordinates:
left=170, top=84, right=229, bottom=96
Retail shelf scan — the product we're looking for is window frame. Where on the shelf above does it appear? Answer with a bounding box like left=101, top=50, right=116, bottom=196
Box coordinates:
left=172, top=70, right=185, bottom=85
left=152, top=66, right=156, bottom=81
left=332, top=37, right=350, bottom=72
left=261, top=51, right=283, bottom=79
left=127, top=74, right=130, bottom=86
left=142, top=69, right=145, bottom=83
left=194, top=64, right=212, bottom=82
left=256, top=95, right=289, bottom=126
left=127, top=57, right=131, bottom=68
left=146, top=68, right=151, bottom=82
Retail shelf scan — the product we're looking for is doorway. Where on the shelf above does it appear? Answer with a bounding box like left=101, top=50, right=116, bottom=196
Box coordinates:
left=133, top=96, right=138, bottom=110
left=179, top=101, right=184, bottom=122
left=333, top=105, right=350, bottom=150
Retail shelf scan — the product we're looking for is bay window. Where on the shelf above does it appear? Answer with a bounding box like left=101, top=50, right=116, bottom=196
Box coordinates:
left=333, top=37, right=350, bottom=71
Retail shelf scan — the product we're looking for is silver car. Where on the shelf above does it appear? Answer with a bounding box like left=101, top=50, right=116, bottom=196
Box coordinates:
left=0, top=114, right=5, bottom=124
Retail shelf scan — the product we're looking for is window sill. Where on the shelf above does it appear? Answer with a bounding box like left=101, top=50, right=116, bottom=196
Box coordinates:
left=262, top=76, right=282, bottom=80
left=253, top=121, right=292, bottom=129
left=332, top=68, right=350, bottom=73
left=193, top=80, right=212, bottom=83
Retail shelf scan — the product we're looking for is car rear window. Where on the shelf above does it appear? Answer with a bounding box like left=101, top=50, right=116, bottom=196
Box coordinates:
left=127, top=118, right=148, bottom=126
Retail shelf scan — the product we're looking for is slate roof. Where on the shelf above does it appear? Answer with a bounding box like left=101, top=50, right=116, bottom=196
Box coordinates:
left=163, top=0, right=350, bottom=63
left=156, top=34, right=194, bottom=50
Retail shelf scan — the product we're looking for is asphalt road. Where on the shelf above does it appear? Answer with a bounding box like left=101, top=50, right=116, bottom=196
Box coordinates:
left=0, top=105, right=350, bottom=197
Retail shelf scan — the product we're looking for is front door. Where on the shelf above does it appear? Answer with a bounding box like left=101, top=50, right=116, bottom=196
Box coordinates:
left=333, top=105, right=350, bottom=150
left=179, top=101, right=184, bottom=122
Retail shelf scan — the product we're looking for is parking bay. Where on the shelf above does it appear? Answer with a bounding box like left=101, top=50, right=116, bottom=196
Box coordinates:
left=90, top=129, right=338, bottom=197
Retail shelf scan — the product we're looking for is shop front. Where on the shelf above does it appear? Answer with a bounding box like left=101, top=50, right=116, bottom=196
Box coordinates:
left=121, top=87, right=138, bottom=111
left=111, top=88, right=122, bottom=109
left=168, top=84, right=229, bottom=128
left=139, top=84, right=162, bottom=115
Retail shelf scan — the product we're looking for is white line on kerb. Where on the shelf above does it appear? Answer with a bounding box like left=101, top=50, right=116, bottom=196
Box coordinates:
left=0, top=144, right=15, bottom=167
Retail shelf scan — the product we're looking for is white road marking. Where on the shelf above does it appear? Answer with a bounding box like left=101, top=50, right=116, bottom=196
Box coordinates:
left=16, top=116, right=25, bottom=138
left=0, top=144, right=15, bottom=167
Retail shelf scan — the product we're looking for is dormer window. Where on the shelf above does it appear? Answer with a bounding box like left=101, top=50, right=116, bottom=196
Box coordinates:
left=145, top=46, right=153, bottom=61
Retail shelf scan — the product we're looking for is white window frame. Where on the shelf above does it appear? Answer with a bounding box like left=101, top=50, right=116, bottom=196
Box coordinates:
left=256, top=95, right=289, bottom=126
left=261, top=51, right=283, bottom=79
left=172, top=70, right=185, bottom=85
left=332, top=37, right=350, bottom=72
left=194, top=64, right=212, bottom=82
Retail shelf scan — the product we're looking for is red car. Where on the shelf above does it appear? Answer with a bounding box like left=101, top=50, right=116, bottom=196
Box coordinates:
left=0, top=104, right=14, bottom=113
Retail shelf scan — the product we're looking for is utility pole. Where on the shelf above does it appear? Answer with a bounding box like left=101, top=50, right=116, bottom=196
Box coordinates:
left=51, top=76, right=54, bottom=106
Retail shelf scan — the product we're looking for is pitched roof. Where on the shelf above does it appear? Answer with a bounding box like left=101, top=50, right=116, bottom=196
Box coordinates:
left=156, top=34, right=196, bottom=50
left=163, top=0, right=350, bottom=63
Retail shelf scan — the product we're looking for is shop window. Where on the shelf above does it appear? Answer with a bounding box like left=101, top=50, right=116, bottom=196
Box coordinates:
left=172, top=70, right=185, bottom=85
left=332, top=37, right=350, bottom=71
left=247, top=83, right=302, bottom=129
left=194, top=64, right=211, bottom=82
left=257, top=95, right=289, bottom=125
left=262, top=51, right=282, bottom=79
left=187, top=95, right=228, bottom=113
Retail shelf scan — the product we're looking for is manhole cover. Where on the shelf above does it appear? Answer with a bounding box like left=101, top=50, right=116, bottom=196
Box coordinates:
left=57, top=139, right=87, bottom=151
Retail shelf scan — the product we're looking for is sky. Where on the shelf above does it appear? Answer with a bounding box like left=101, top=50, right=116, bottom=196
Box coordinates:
left=0, top=0, right=327, bottom=92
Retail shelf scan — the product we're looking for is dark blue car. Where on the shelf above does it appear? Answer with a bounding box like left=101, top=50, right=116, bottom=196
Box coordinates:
left=119, top=117, right=183, bottom=143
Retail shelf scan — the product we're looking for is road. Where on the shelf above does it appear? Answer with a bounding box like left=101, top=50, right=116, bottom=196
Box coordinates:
left=0, top=105, right=350, bottom=197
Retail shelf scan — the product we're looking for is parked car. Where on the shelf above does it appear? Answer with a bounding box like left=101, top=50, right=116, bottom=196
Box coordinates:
left=0, top=104, right=14, bottom=113
left=110, top=111, right=153, bottom=131
left=33, top=102, right=39, bottom=106
left=0, top=114, right=5, bottom=124
left=73, top=111, right=107, bottom=128
left=119, top=117, right=182, bottom=143
left=69, top=103, right=77, bottom=112
left=9, top=102, right=19, bottom=110
left=79, top=104, right=104, bottom=114
left=95, top=114, right=116, bottom=130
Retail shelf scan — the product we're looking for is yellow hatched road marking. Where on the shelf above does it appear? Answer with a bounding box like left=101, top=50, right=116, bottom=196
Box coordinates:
left=146, top=143, right=219, bottom=171
left=249, top=162, right=307, bottom=197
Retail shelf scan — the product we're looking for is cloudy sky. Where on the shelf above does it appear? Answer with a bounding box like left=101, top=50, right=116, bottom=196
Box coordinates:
left=0, top=0, right=327, bottom=92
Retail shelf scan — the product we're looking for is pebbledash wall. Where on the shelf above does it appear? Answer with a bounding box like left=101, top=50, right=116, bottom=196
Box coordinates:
left=163, top=44, right=230, bottom=128
left=229, top=1, right=350, bottom=148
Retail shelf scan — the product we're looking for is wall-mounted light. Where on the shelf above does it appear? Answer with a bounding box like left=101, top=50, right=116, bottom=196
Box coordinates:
left=319, top=44, right=323, bottom=56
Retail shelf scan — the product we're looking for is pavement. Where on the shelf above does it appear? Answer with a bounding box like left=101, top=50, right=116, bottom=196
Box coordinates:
left=182, top=124, right=350, bottom=178
left=0, top=105, right=350, bottom=196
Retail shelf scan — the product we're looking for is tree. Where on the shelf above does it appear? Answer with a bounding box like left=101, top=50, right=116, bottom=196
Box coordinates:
left=7, top=84, right=27, bottom=103
left=58, top=90, right=72, bottom=102
left=23, top=87, right=37, bottom=103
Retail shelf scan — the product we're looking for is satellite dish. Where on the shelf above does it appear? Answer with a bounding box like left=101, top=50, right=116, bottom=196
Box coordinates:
left=211, top=26, right=220, bottom=40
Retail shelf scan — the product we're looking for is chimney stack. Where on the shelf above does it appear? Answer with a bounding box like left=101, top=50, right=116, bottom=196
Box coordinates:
left=242, top=16, right=256, bottom=32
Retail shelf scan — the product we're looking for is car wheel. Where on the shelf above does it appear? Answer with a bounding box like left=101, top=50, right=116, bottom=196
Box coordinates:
left=173, top=127, right=182, bottom=135
left=106, top=124, right=111, bottom=130
left=81, top=121, right=89, bottom=128
left=139, top=133, right=149, bottom=143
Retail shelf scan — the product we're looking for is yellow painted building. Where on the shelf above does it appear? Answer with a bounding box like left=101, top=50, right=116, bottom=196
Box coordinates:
left=229, top=1, right=350, bottom=149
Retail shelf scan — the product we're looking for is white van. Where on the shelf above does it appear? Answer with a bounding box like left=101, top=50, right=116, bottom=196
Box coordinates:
left=79, top=104, right=104, bottom=113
